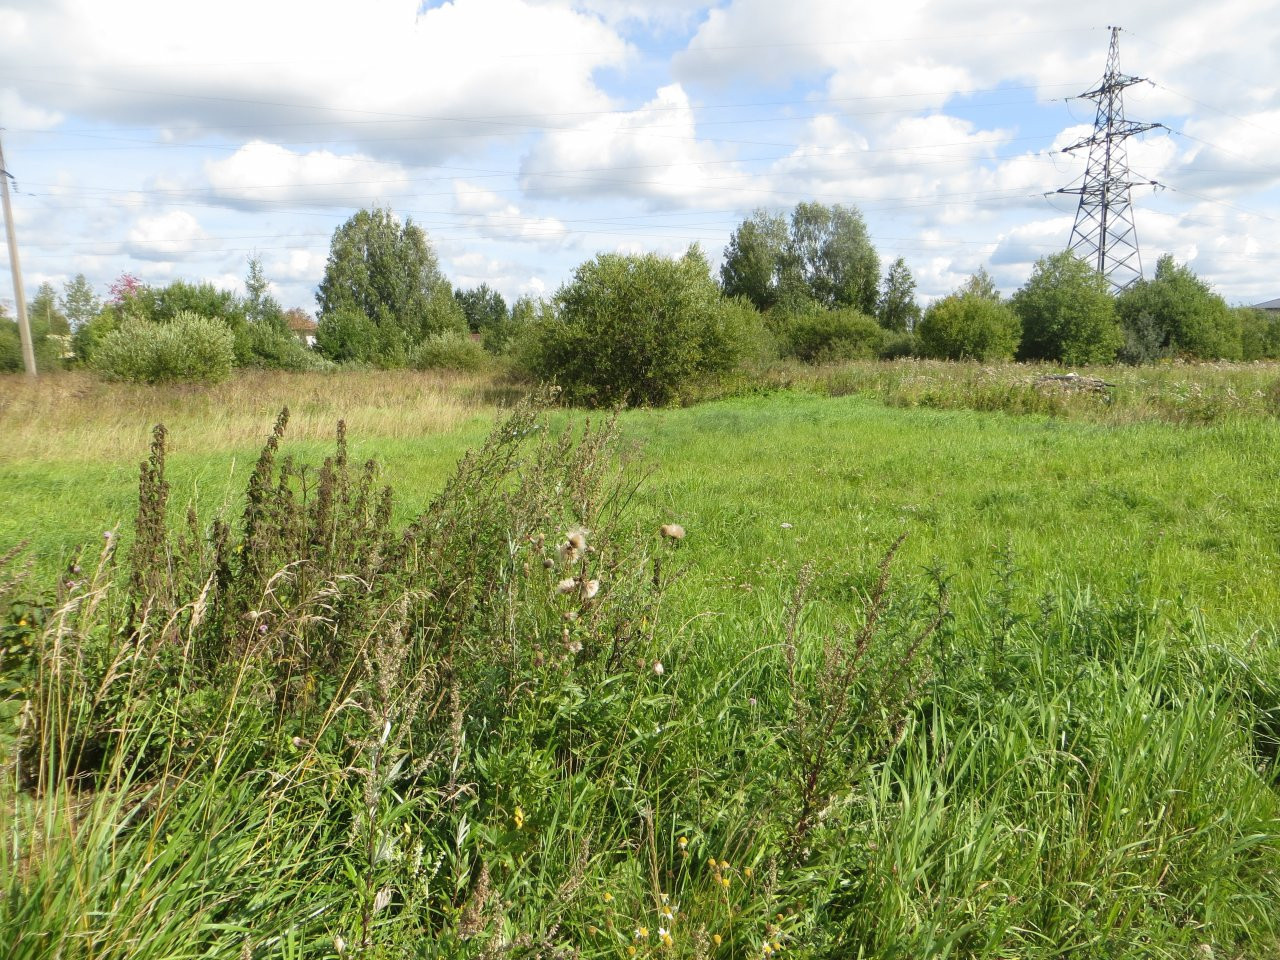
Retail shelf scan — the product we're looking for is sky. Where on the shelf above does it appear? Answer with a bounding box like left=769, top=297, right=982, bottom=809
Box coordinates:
left=1, top=0, right=1278, bottom=317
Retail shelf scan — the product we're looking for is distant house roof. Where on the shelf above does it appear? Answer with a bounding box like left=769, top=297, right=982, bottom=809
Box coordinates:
left=1253, top=298, right=1280, bottom=311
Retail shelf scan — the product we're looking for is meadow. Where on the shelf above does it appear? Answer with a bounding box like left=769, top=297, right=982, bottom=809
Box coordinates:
left=2, top=362, right=1279, bottom=959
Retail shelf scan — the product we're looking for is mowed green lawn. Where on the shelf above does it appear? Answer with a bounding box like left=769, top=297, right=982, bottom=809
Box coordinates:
left=3, top=382, right=1277, bottom=637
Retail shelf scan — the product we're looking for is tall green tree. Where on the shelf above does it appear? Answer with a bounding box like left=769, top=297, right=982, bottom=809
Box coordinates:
left=60, top=274, right=101, bottom=330
left=959, top=267, right=1000, bottom=301
left=1116, top=256, right=1241, bottom=360
left=876, top=257, right=921, bottom=332
left=28, top=282, right=70, bottom=335
left=720, top=210, right=789, bottom=311
left=316, top=208, right=462, bottom=364
left=1012, top=251, right=1121, bottom=364
left=4, top=286, right=68, bottom=370
left=237, top=257, right=320, bottom=370
left=244, top=255, right=285, bottom=330
left=454, top=284, right=507, bottom=335
left=721, top=203, right=879, bottom=314
left=786, top=201, right=880, bottom=314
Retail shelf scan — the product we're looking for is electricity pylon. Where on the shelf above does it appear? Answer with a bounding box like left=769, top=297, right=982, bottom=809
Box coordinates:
left=1058, top=26, right=1162, bottom=293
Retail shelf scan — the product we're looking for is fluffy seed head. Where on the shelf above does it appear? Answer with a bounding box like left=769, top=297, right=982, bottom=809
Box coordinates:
left=660, top=523, right=686, bottom=540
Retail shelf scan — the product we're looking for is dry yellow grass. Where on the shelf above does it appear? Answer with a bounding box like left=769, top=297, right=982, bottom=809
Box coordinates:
left=0, top=369, right=512, bottom=463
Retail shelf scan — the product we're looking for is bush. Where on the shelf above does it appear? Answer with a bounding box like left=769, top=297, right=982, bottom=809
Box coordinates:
left=92, top=312, right=235, bottom=383
left=1012, top=251, right=1121, bottom=364
left=0, top=320, right=20, bottom=372
left=1117, top=311, right=1173, bottom=365
left=234, top=323, right=330, bottom=371
left=408, top=332, right=488, bottom=372
left=778, top=306, right=886, bottom=363
left=523, top=248, right=766, bottom=406
left=917, top=293, right=1021, bottom=361
left=1116, top=256, right=1241, bottom=360
left=879, top=331, right=919, bottom=359
left=314, top=305, right=385, bottom=365
left=1238, top=307, right=1280, bottom=361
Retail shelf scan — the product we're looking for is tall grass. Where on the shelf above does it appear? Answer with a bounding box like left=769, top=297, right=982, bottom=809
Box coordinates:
left=3, top=400, right=1278, bottom=958
left=0, top=369, right=515, bottom=463
left=778, top=358, right=1280, bottom=424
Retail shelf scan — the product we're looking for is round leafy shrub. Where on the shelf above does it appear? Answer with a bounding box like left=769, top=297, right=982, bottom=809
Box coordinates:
left=234, top=323, right=330, bottom=371
left=408, top=332, right=488, bottom=372
left=1012, top=251, right=1121, bottom=364
left=779, top=306, right=886, bottom=363
left=523, top=248, right=765, bottom=406
left=92, top=312, right=235, bottom=383
left=917, top=294, right=1020, bottom=361
left=314, top=305, right=385, bottom=365
left=1116, top=256, right=1241, bottom=360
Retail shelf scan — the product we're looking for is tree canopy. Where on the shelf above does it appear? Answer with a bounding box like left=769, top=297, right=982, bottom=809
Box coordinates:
left=1116, top=255, right=1240, bottom=360
left=315, top=208, right=463, bottom=364
left=454, top=284, right=506, bottom=333
left=721, top=203, right=879, bottom=314
left=876, top=257, right=921, bottom=333
left=917, top=291, right=1021, bottom=361
left=1012, top=251, right=1121, bottom=365
left=720, top=210, right=789, bottom=312
left=60, top=274, right=101, bottom=331
left=28, top=283, right=70, bottom=336
left=528, top=246, right=764, bottom=406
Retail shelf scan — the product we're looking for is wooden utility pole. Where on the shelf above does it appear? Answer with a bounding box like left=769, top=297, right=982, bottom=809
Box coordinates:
left=0, top=131, right=36, bottom=376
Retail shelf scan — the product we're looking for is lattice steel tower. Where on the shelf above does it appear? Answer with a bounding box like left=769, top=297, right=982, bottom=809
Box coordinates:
left=1058, top=27, right=1162, bottom=293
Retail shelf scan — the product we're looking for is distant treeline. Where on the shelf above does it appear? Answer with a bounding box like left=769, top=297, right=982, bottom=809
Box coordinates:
left=4, top=203, right=1277, bottom=399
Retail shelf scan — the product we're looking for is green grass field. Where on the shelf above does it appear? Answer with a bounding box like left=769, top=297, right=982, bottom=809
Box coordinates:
left=2, top=365, right=1279, bottom=959
left=4, top=367, right=1278, bottom=635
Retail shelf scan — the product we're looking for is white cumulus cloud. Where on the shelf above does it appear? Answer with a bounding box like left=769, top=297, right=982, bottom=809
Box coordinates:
left=520, top=83, right=750, bottom=208
left=205, top=142, right=413, bottom=209
left=125, top=211, right=209, bottom=260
